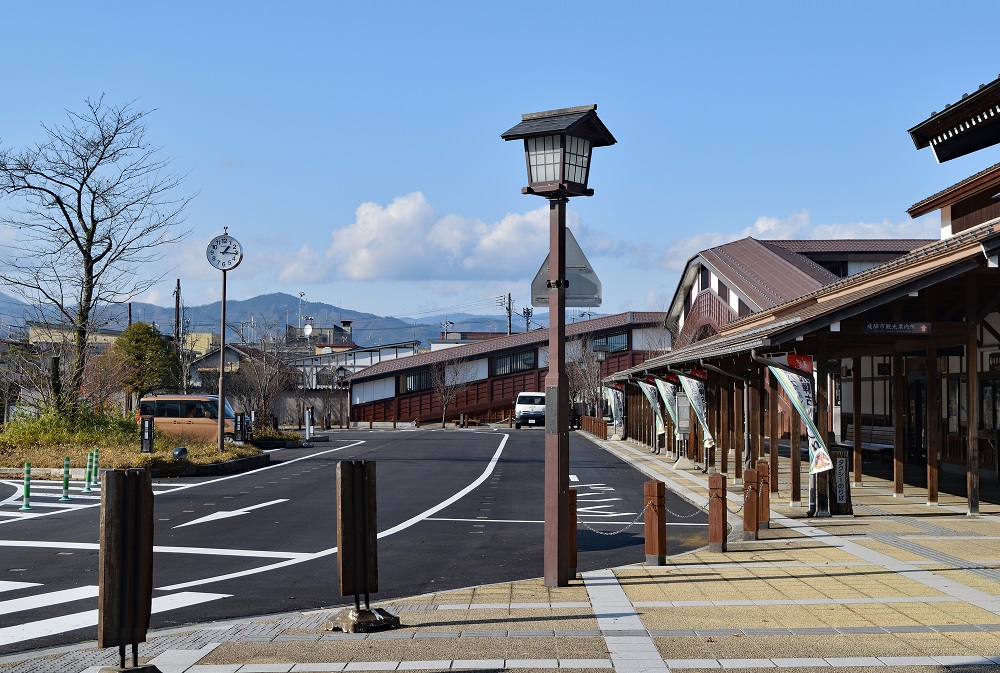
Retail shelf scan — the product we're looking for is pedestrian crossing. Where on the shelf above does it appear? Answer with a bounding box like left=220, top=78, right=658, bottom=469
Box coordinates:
left=0, top=480, right=177, bottom=519
left=0, top=580, right=229, bottom=648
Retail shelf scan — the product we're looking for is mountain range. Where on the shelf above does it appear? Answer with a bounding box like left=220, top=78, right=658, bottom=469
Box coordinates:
left=0, top=291, right=551, bottom=347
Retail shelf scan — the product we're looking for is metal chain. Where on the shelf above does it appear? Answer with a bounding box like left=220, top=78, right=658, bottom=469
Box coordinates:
left=578, top=501, right=651, bottom=536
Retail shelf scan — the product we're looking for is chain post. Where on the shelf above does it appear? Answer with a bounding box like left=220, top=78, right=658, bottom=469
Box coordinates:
left=743, top=468, right=759, bottom=541
left=755, top=458, right=771, bottom=530
left=708, top=473, right=727, bottom=552
left=643, top=480, right=666, bottom=565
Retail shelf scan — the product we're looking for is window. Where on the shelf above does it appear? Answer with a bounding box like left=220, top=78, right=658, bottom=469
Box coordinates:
left=491, top=349, right=536, bottom=377
left=592, top=331, right=628, bottom=354
left=401, top=370, right=432, bottom=393
left=700, top=266, right=711, bottom=293
left=738, top=299, right=751, bottom=318
left=718, top=281, right=729, bottom=304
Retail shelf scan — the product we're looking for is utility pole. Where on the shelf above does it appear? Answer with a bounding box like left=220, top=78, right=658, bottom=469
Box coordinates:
left=173, top=279, right=181, bottom=357
left=497, top=293, right=513, bottom=335
left=521, top=307, right=533, bottom=333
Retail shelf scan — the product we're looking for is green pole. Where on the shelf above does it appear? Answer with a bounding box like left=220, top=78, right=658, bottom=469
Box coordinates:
left=82, top=451, right=93, bottom=493
left=19, top=462, right=31, bottom=511
left=59, top=457, right=71, bottom=502
left=93, top=448, right=100, bottom=487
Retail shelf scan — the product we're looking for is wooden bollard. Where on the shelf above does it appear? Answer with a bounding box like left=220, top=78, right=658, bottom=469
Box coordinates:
left=644, top=480, right=666, bottom=565
left=568, top=488, right=578, bottom=578
left=708, top=473, right=727, bottom=552
left=743, top=468, right=759, bottom=541
left=755, top=458, right=770, bottom=530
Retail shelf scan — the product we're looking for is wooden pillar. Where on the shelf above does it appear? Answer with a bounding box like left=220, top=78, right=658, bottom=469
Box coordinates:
left=707, top=370, right=718, bottom=471
left=768, top=370, right=780, bottom=494
left=816, top=337, right=831, bottom=516
left=926, top=347, right=939, bottom=505
left=893, top=351, right=905, bottom=496
left=852, top=356, right=863, bottom=486
left=748, top=366, right=762, bottom=464
left=967, top=300, right=980, bottom=515
left=719, top=377, right=731, bottom=476
left=790, top=415, right=802, bottom=506
left=733, top=379, right=745, bottom=482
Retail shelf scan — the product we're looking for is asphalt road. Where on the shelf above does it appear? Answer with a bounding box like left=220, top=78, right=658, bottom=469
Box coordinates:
left=0, top=427, right=707, bottom=654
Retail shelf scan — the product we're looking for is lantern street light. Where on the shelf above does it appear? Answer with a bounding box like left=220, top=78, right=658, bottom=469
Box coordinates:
left=502, top=105, right=616, bottom=587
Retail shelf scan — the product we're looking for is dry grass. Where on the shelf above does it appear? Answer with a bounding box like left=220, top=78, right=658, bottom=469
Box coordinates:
left=0, top=409, right=261, bottom=472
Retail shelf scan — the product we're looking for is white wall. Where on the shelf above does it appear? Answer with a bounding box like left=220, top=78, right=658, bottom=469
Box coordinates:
left=353, top=377, right=395, bottom=404
left=447, top=358, right=488, bottom=384
left=633, top=327, right=671, bottom=352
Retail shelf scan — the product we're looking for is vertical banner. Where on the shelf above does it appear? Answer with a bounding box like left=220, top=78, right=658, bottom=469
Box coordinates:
left=636, top=379, right=664, bottom=436
left=678, top=370, right=713, bottom=444
left=767, top=354, right=833, bottom=474
left=653, top=376, right=682, bottom=439
left=606, top=384, right=625, bottom=436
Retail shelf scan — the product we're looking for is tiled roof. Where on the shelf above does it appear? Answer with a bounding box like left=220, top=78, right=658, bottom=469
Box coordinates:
left=907, top=161, right=1000, bottom=217
left=701, top=238, right=834, bottom=311
left=768, top=239, right=935, bottom=254
left=630, top=222, right=1000, bottom=373
left=351, top=311, right=666, bottom=382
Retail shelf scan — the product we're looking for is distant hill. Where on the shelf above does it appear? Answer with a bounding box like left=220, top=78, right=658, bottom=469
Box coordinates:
left=1, top=290, right=558, bottom=347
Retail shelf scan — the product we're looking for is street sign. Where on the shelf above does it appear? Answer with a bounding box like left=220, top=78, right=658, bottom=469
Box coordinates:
left=530, top=228, right=602, bottom=307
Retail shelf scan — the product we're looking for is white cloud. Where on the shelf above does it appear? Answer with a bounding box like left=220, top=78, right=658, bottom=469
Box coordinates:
left=326, top=192, right=551, bottom=281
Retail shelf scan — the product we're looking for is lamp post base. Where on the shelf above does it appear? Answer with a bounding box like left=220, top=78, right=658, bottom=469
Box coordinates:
left=324, top=607, right=400, bottom=634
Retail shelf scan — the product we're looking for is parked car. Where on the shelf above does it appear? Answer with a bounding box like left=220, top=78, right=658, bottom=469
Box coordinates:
left=514, top=392, right=545, bottom=429
left=138, top=394, right=236, bottom=443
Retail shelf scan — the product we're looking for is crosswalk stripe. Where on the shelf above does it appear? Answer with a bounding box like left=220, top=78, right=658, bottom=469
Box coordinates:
left=0, top=590, right=230, bottom=646
left=0, top=586, right=99, bottom=615
left=0, top=582, right=40, bottom=593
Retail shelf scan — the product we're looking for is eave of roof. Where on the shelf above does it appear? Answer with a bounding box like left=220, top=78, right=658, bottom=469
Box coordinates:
left=351, top=311, right=666, bottom=381
left=617, top=221, right=1000, bottom=376
left=907, top=161, right=1000, bottom=218
left=908, top=76, right=1000, bottom=156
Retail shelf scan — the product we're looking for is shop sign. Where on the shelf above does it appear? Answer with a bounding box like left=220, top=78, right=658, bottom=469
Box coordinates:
left=862, top=322, right=931, bottom=334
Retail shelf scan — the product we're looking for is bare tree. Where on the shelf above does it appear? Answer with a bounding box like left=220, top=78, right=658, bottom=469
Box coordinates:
left=429, top=357, right=478, bottom=428
left=225, top=313, right=297, bottom=432
left=0, top=98, right=192, bottom=411
left=567, top=336, right=604, bottom=417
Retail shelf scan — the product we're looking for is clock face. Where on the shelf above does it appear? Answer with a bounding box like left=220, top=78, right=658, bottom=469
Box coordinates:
left=206, top=234, right=244, bottom=270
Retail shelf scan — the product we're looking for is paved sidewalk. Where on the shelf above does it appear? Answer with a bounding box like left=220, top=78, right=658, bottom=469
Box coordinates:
left=2, top=436, right=999, bottom=673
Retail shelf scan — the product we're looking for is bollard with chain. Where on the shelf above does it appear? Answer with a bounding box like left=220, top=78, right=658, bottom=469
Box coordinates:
left=644, top=480, right=666, bottom=565
left=708, top=473, right=727, bottom=552
left=755, top=459, right=770, bottom=530
left=743, top=468, right=759, bottom=541
left=568, top=488, right=577, bottom=578
left=60, top=457, right=71, bottom=502
left=19, top=462, right=32, bottom=511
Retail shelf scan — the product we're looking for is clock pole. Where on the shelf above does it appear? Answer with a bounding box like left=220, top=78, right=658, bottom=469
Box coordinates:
left=218, top=267, right=226, bottom=452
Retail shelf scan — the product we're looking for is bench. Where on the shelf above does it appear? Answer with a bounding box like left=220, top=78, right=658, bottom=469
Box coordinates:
left=842, top=423, right=895, bottom=463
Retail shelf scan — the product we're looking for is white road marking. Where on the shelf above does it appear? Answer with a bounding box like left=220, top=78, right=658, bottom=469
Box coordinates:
left=157, top=434, right=510, bottom=591
left=0, top=585, right=99, bottom=615
left=0, top=539, right=310, bottom=559
left=0, top=591, right=229, bottom=647
left=0, top=582, right=40, bottom=593
left=173, top=499, right=288, bottom=528
left=569, top=474, right=579, bottom=482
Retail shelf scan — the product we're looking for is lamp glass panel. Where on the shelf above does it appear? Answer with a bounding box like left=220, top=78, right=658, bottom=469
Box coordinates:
left=563, top=135, right=591, bottom=185
left=527, top=135, right=562, bottom=184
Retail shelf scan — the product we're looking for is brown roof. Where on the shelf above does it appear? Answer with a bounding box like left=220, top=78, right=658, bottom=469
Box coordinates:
left=907, top=161, right=1000, bottom=217
left=624, top=223, right=1000, bottom=374
left=700, top=238, right=837, bottom=311
left=351, top=311, right=666, bottom=381
left=768, top=239, right=935, bottom=254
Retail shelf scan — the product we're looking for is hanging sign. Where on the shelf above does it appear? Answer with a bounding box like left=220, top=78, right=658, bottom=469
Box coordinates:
left=677, top=370, right=714, bottom=445
left=862, top=322, right=930, bottom=334
left=767, top=354, right=832, bottom=474
left=636, top=379, right=664, bottom=436
left=653, top=375, right=682, bottom=439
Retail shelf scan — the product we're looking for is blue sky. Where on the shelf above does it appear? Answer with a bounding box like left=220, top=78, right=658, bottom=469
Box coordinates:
left=3, top=1, right=1000, bottom=322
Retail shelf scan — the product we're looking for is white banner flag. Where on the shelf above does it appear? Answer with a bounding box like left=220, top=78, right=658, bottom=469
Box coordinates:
left=678, top=371, right=713, bottom=445
left=767, top=354, right=832, bottom=474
